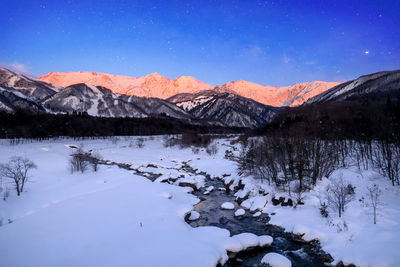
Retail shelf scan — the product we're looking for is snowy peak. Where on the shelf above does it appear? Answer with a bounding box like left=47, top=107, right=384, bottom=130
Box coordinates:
left=173, top=76, right=213, bottom=90
left=38, top=71, right=213, bottom=99
left=222, top=80, right=341, bottom=107
left=38, top=71, right=339, bottom=107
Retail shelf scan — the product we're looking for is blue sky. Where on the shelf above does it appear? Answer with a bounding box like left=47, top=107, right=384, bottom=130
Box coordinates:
left=1, top=0, right=400, bottom=86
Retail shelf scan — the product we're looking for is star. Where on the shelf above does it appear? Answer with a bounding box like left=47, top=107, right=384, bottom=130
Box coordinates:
left=364, top=50, right=370, bottom=55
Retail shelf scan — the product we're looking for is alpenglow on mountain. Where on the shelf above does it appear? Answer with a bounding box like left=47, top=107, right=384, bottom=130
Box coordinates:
left=2, top=67, right=400, bottom=128
left=38, top=71, right=340, bottom=107
left=0, top=68, right=277, bottom=128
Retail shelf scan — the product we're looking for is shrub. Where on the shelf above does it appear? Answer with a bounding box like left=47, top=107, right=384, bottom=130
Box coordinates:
left=206, top=143, right=218, bottom=155
left=136, top=137, right=146, bottom=148
left=69, top=149, right=90, bottom=173
left=319, top=202, right=329, bottom=218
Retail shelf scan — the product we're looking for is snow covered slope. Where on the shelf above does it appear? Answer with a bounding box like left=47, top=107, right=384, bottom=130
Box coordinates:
left=0, top=87, right=46, bottom=112
left=42, top=83, right=192, bottom=119
left=167, top=88, right=279, bottom=128
left=0, top=68, right=60, bottom=101
left=0, top=137, right=267, bottom=267
left=306, top=70, right=400, bottom=104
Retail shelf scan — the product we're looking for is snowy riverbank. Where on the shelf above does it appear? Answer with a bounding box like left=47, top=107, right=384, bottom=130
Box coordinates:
left=0, top=136, right=399, bottom=266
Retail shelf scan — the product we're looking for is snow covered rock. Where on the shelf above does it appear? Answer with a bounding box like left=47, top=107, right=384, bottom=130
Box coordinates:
left=261, top=252, right=292, bottom=267
left=249, top=196, right=268, bottom=212
left=234, top=209, right=245, bottom=216
left=259, top=235, right=273, bottom=247
left=204, top=185, right=214, bottom=195
left=232, top=233, right=260, bottom=250
left=176, top=175, right=205, bottom=190
left=205, top=185, right=214, bottom=191
left=221, top=202, right=235, bottom=210
left=222, top=237, right=244, bottom=253
left=240, top=199, right=252, bottom=210
left=235, top=189, right=250, bottom=202
left=253, top=211, right=262, bottom=217
left=188, top=211, right=200, bottom=221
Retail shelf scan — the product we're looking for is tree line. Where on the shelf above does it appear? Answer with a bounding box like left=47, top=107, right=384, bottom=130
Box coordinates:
left=0, top=110, right=245, bottom=138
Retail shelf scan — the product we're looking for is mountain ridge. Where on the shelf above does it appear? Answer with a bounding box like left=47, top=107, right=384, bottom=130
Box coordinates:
left=38, top=71, right=340, bottom=107
left=1, top=68, right=279, bottom=128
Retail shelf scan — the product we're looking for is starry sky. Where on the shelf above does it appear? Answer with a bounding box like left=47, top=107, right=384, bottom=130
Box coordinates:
left=1, top=0, right=400, bottom=86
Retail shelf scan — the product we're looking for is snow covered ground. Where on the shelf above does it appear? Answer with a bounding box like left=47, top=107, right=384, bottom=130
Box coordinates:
left=0, top=138, right=231, bottom=267
left=0, top=136, right=399, bottom=267
left=263, top=168, right=400, bottom=267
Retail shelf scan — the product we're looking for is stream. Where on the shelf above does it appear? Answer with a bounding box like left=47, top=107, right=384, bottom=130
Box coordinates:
left=189, top=176, right=332, bottom=267
left=95, top=155, right=334, bottom=267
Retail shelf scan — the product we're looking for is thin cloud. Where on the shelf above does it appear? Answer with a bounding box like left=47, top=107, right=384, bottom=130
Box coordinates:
left=240, top=45, right=268, bottom=62
left=282, top=53, right=290, bottom=64
left=0, top=62, right=34, bottom=77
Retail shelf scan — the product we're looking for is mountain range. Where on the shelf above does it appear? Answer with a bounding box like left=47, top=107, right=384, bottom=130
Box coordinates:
left=1, top=67, right=399, bottom=128
left=38, top=71, right=340, bottom=107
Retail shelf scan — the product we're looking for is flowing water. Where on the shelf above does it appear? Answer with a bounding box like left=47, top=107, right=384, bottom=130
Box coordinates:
left=187, top=175, right=333, bottom=267
left=98, top=157, right=333, bottom=267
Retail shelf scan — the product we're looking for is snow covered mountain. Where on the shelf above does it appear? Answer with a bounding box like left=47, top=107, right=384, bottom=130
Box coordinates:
left=38, top=71, right=339, bottom=107
left=306, top=70, right=400, bottom=104
left=4, top=67, right=399, bottom=128
left=0, top=68, right=281, bottom=127
left=42, top=83, right=192, bottom=119
left=0, top=87, right=46, bottom=113
left=38, top=71, right=213, bottom=99
left=222, top=80, right=341, bottom=107
left=0, top=68, right=60, bottom=101
left=167, top=87, right=279, bottom=128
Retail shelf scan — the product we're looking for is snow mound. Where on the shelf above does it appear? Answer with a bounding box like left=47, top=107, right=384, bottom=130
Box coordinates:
left=240, top=199, right=252, bottom=209
left=261, top=252, right=292, bottom=267
left=204, top=185, right=214, bottom=195
left=234, top=209, right=245, bottom=216
left=221, top=202, right=235, bottom=210
left=235, top=188, right=250, bottom=199
left=232, top=232, right=259, bottom=250
left=188, top=211, right=200, bottom=220
left=222, top=237, right=244, bottom=253
left=253, top=211, right=262, bottom=217
left=259, top=235, right=273, bottom=246
left=250, top=196, right=268, bottom=212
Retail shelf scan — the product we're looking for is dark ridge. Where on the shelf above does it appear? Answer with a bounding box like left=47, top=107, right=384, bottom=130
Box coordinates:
left=252, top=99, right=400, bottom=141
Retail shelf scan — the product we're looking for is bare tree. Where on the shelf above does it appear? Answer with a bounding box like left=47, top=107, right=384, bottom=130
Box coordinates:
left=309, top=139, right=337, bottom=185
left=238, top=138, right=277, bottom=185
left=206, top=143, right=218, bottom=155
left=326, top=175, right=355, bottom=218
left=89, top=152, right=103, bottom=172
left=69, top=148, right=90, bottom=173
left=135, top=137, right=146, bottom=148
left=355, top=140, right=373, bottom=170
left=367, top=184, right=382, bottom=224
left=0, top=157, right=37, bottom=196
left=373, top=140, right=400, bottom=186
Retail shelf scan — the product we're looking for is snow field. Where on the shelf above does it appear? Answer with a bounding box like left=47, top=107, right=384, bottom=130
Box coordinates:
left=0, top=136, right=266, bottom=267
left=1, top=136, right=400, bottom=266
